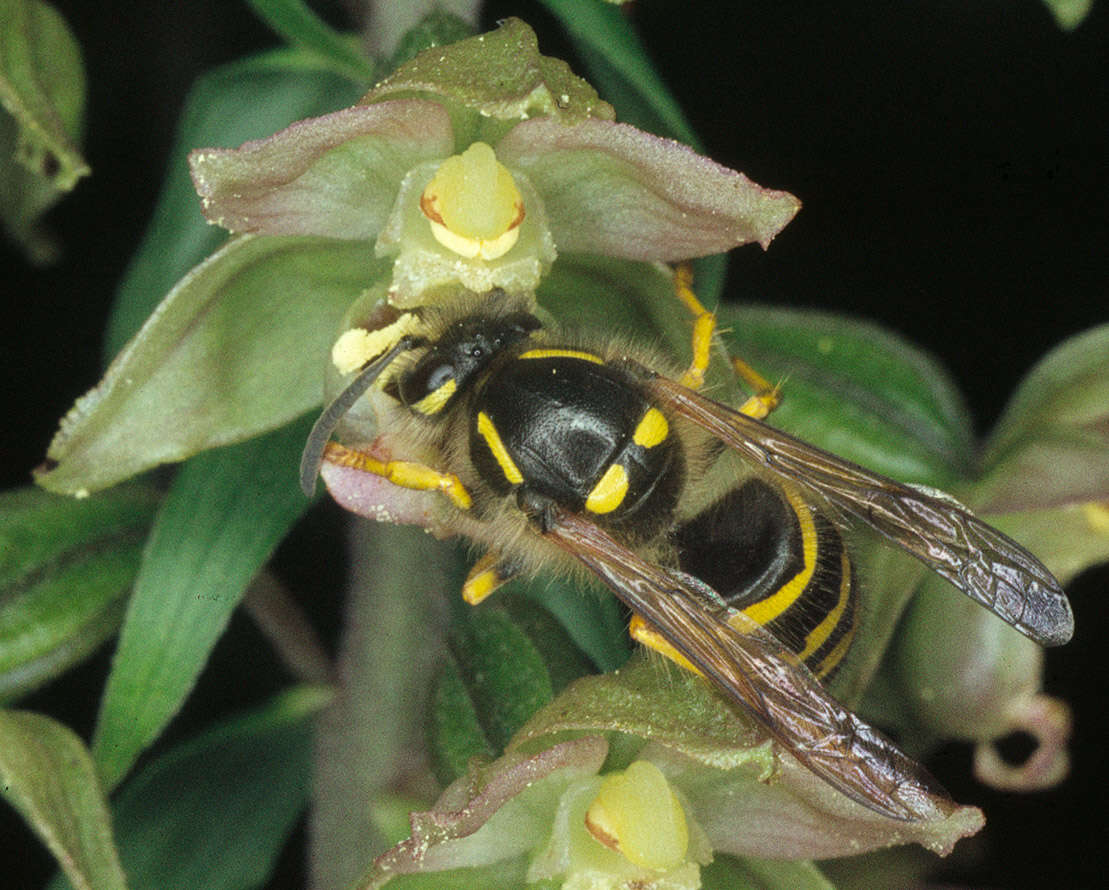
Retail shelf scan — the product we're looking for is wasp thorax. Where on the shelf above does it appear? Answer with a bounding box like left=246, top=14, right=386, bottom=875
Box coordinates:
left=420, top=142, right=526, bottom=260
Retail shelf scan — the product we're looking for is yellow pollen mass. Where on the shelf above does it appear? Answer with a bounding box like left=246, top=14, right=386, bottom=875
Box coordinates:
left=331, top=313, right=422, bottom=375
left=585, top=760, right=689, bottom=871
left=420, top=142, right=525, bottom=260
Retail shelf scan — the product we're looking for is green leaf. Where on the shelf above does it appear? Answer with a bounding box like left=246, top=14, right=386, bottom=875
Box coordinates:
left=978, top=323, right=1109, bottom=513
left=37, top=234, right=388, bottom=496
left=539, top=0, right=698, bottom=147
left=1041, top=0, right=1095, bottom=30
left=51, top=686, right=330, bottom=890
left=501, top=591, right=611, bottom=687
left=447, top=607, right=555, bottom=755
left=429, top=655, right=495, bottom=785
left=245, top=0, right=376, bottom=83
left=0, top=0, right=88, bottom=263
left=105, top=46, right=368, bottom=358
left=719, top=304, right=976, bottom=487
left=0, top=484, right=158, bottom=702
left=0, top=710, right=126, bottom=890
left=510, top=574, right=631, bottom=674
left=702, top=854, right=833, bottom=890
left=91, top=415, right=315, bottom=789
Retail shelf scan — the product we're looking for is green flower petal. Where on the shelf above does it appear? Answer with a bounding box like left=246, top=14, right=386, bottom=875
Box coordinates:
left=514, top=659, right=982, bottom=860
left=365, top=18, right=614, bottom=144
left=189, top=99, right=453, bottom=238
left=978, top=323, right=1109, bottom=514
left=37, top=235, right=387, bottom=495
left=364, top=737, right=608, bottom=889
left=498, top=117, right=801, bottom=259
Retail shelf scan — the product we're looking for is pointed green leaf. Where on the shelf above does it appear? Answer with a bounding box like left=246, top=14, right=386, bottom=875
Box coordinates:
left=92, top=416, right=315, bottom=789
left=448, top=607, right=555, bottom=753
left=429, top=655, right=495, bottom=786
left=52, top=686, right=330, bottom=890
left=106, top=46, right=369, bottom=357
left=719, top=304, right=976, bottom=486
left=37, top=234, right=388, bottom=496
left=245, top=0, right=376, bottom=83
left=0, top=484, right=158, bottom=702
left=0, top=710, right=126, bottom=890
left=0, top=0, right=88, bottom=262
left=385, top=10, right=477, bottom=72
left=978, top=323, right=1109, bottom=513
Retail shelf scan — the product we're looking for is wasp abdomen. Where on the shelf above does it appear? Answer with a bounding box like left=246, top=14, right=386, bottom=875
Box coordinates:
left=470, top=353, right=683, bottom=539
left=674, top=478, right=857, bottom=678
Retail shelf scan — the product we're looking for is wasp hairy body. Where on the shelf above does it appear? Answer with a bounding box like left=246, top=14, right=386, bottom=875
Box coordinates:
left=301, top=288, right=1072, bottom=823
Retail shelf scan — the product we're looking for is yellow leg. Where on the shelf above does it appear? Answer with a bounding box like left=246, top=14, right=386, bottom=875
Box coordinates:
left=323, top=441, right=472, bottom=510
left=672, top=262, right=783, bottom=420
left=628, top=614, right=701, bottom=676
left=462, top=550, right=522, bottom=605
left=673, top=263, right=715, bottom=391
left=731, top=355, right=782, bottom=420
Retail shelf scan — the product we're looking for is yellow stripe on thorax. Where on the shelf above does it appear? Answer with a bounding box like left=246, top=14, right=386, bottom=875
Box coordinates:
left=633, top=408, right=668, bottom=448
left=740, top=484, right=818, bottom=626
left=476, top=411, right=524, bottom=484
left=586, top=463, right=629, bottom=514
left=411, top=377, right=456, bottom=415
left=518, top=348, right=604, bottom=364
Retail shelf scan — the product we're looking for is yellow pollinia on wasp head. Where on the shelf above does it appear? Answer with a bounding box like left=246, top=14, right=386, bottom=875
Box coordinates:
left=300, top=276, right=1073, bottom=824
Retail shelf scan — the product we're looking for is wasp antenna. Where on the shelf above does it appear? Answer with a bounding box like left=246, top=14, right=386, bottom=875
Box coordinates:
left=299, top=335, right=421, bottom=496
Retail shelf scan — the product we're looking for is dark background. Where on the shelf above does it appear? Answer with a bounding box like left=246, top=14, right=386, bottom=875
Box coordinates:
left=3, top=1, right=1106, bottom=887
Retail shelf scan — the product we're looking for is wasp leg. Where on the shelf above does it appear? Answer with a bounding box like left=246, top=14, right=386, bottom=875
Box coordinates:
left=673, top=262, right=715, bottom=391
left=322, top=441, right=473, bottom=510
left=730, top=354, right=782, bottom=421
left=628, top=614, right=702, bottom=674
left=672, top=262, right=782, bottom=420
left=462, top=551, right=523, bottom=605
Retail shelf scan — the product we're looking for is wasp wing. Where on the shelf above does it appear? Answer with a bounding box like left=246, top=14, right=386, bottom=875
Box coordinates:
left=538, top=505, right=953, bottom=823
left=648, top=377, right=1073, bottom=647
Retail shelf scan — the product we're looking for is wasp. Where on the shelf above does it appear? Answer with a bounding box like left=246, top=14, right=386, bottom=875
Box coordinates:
left=300, top=275, right=1073, bottom=823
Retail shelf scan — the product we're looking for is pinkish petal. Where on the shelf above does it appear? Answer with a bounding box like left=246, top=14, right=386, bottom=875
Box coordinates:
left=650, top=744, right=985, bottom=861
left=366, top=737, right=608, bottom=886
left=498, top=117, right=801, bottom=259
left=188, top=100, right=453, bottom=238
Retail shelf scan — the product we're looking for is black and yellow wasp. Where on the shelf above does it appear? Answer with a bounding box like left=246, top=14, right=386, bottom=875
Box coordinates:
left=300, top=273, right=1073, bottom=822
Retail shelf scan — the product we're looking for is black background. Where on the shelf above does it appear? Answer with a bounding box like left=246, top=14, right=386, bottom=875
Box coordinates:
left=3, top=2, right=1106, bottom=887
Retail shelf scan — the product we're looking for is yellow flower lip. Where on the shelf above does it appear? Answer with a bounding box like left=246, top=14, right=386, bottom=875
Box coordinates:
left=420, top=142, right=526, bottom=260
left=584, top=760, right=690, bottom=872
